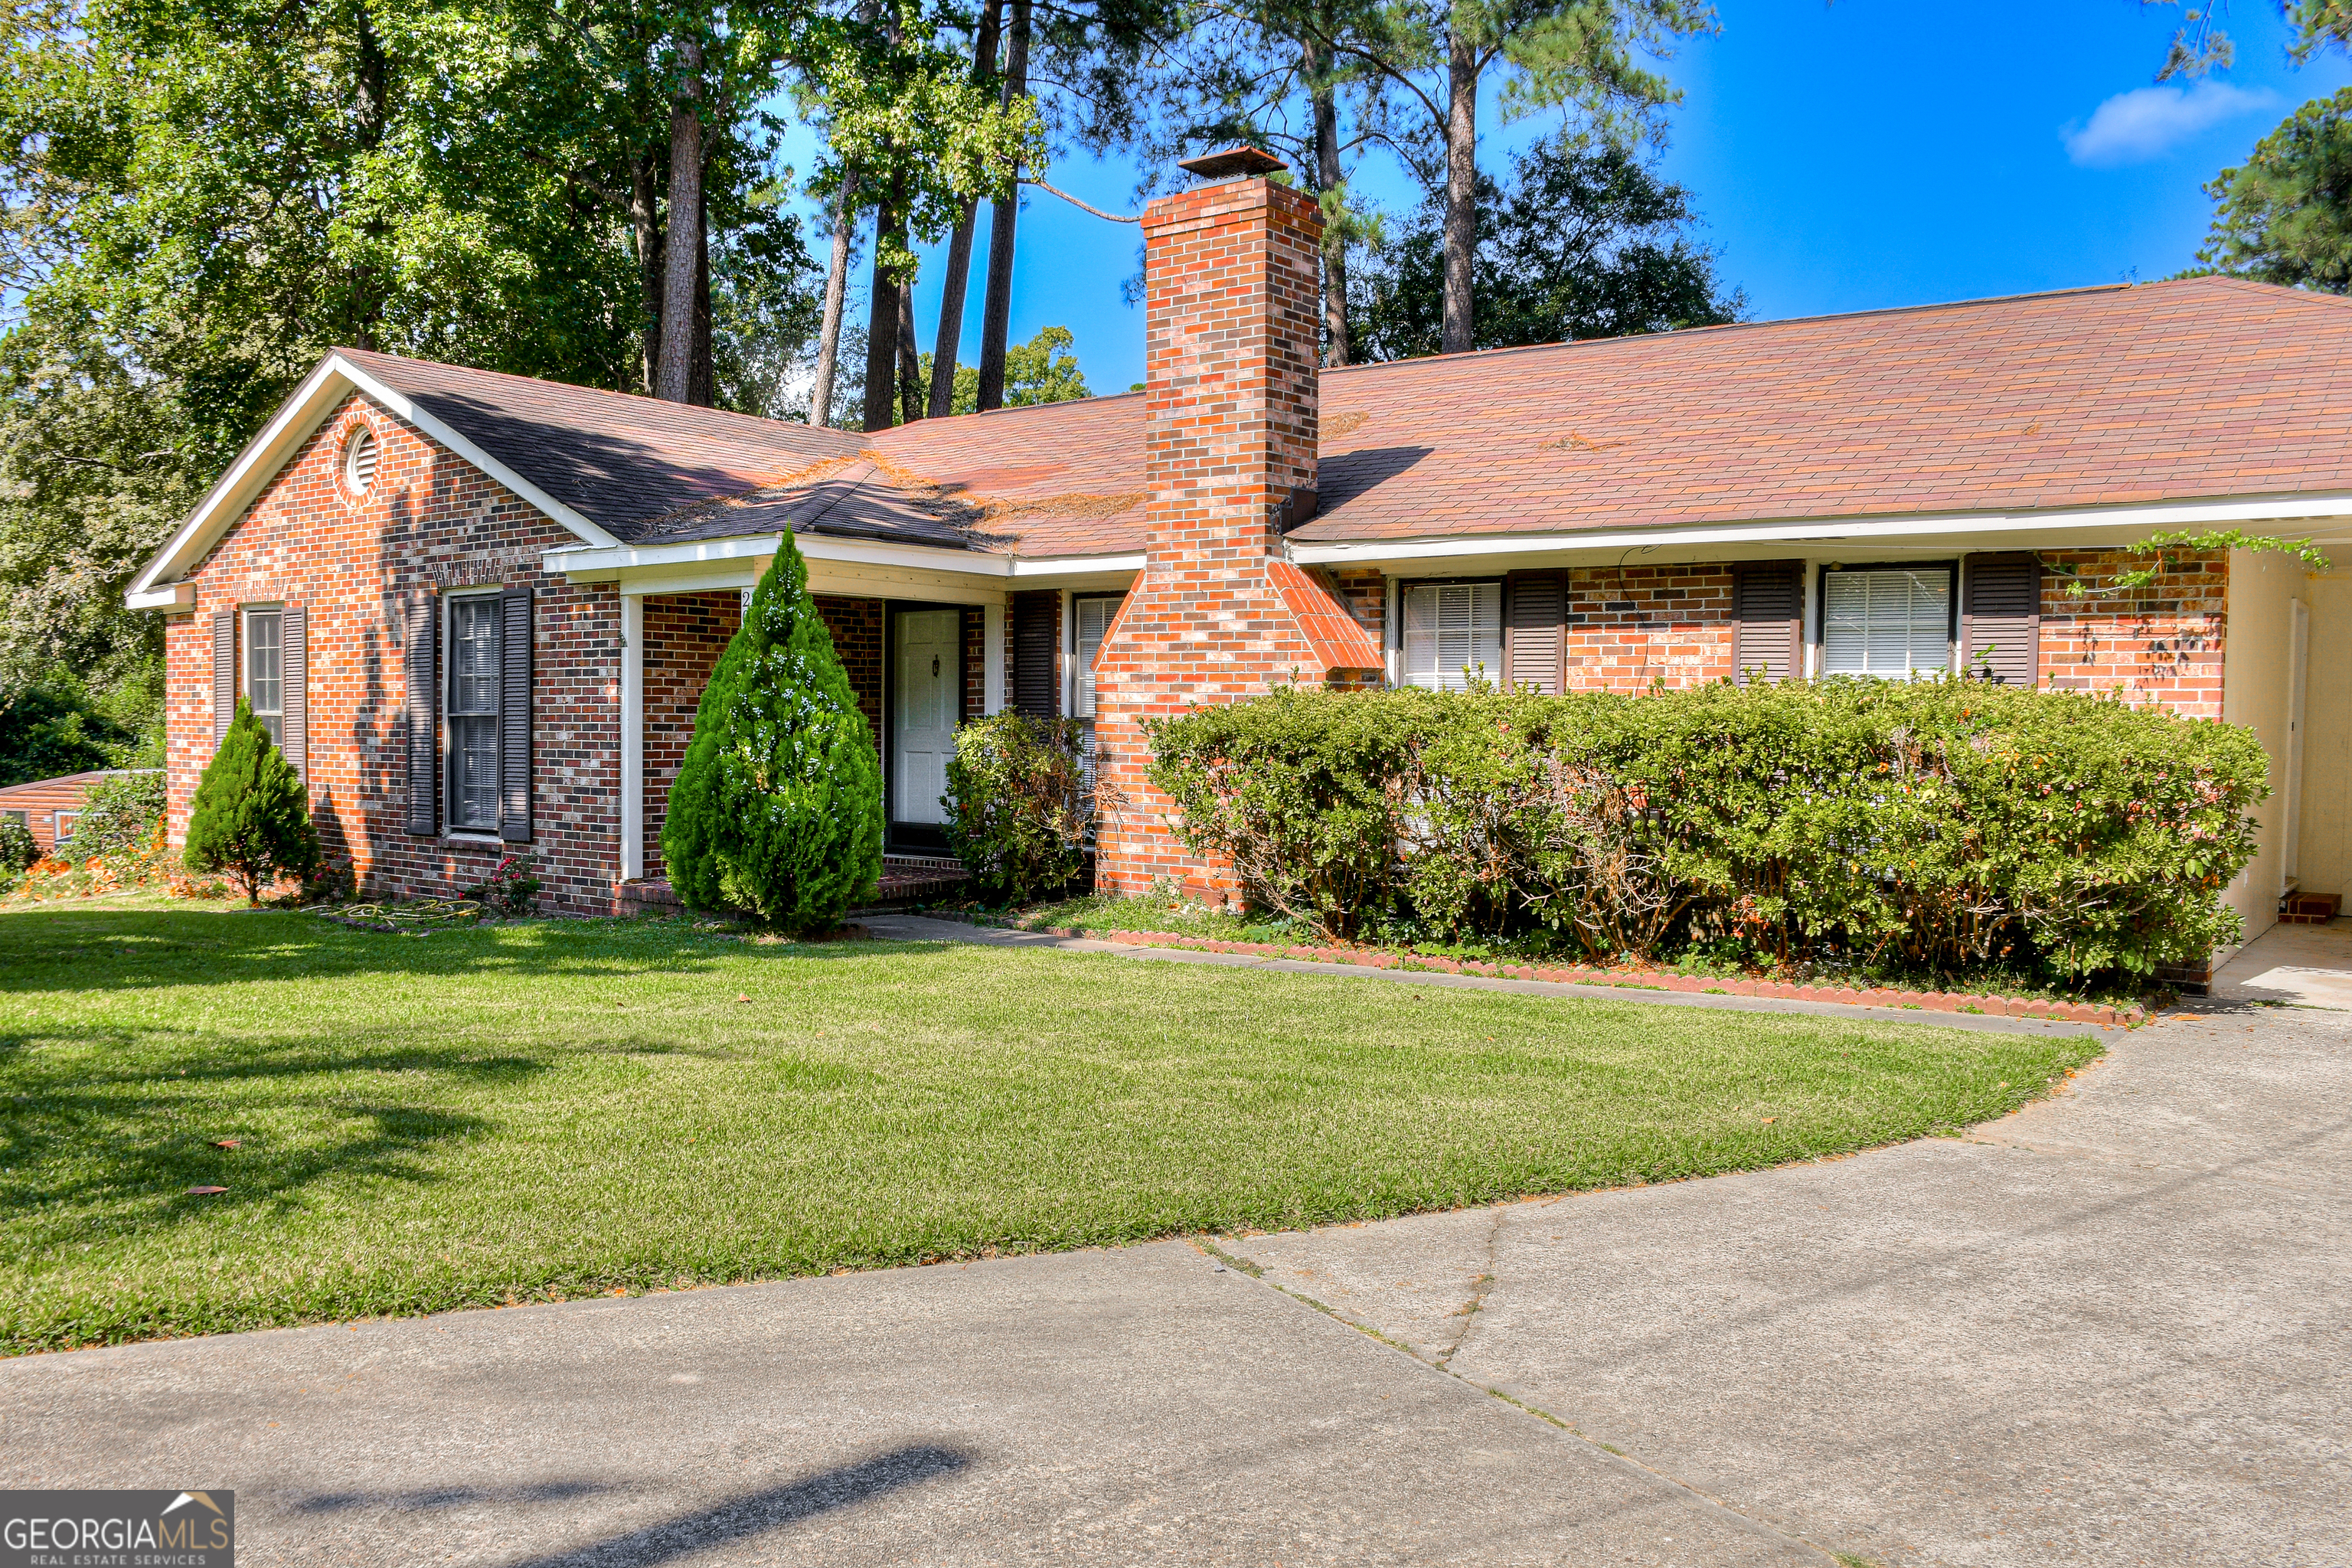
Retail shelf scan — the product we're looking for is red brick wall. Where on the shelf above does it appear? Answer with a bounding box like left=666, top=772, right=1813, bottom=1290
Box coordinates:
left=962, top=606, right=987, bottom=721
left=814, top=595, right=883, bottom=742
left=1094, top=175, right=1364, bottom=897
left=1563, top=562, right=1737, bottom=690
left=2039, top=548, right=2225, bottom=718
left=640, top=591, right=742, bottom=881
left=163, top=390, right=622, bottom=913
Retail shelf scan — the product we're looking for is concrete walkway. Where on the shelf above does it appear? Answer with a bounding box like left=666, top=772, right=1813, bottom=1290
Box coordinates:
left=2214, top=916, right=2352, bottom=1009
left=2, top=974, right=2342, bottom=1565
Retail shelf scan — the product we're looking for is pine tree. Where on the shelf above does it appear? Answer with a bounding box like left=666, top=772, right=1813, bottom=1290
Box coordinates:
left=184, top=698, right=320, bottom=904
left=662, top=532, right=884, bottom=929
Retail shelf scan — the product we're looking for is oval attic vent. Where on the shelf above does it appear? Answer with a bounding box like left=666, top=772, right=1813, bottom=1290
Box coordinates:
left=346, top=428, right=377, bottom=494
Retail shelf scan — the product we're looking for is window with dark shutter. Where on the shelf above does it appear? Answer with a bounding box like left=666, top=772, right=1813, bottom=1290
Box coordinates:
left=281, top=606, right=306, bottom=782
left=1961, top=554, right=2040, bottom=686
left=1732, top=563, right=1804, bottom=684
left=499, top=586, right=533, bottom=842
left=403, top=593, right=439, bottom=836
left=1504, top=570, right=1565, bottom=694
left=1011, top=590, right=1059, bottom=718
left=211, top=611, right=236, bottom=745
left=446, top=595, right=501, bottom=833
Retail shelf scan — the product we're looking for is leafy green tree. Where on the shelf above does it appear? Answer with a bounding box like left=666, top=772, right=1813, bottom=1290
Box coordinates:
left=0, top=668, right=144, bottom=786
left=1350, top=133, right=1740, bottom=359
left=914, top=323, right=1090, bottom=416
left=662, top=531, right=883, bottom=929
left=185, top=700, right=320, bottom=904
left=2193, top=87, right=2352, bottom=293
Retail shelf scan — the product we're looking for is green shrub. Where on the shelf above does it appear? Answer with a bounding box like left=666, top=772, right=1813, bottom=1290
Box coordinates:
left=942, top=711, right=1093, bottom=902
left=662, top=533, right=884, bottom=931
left=1145, top=679, right=2267, bottom=988
left=68, top=770, right=165, bottom=859
left=184, top=699, right=320, bottom=904
left=0, top=816, right=35, bottom=875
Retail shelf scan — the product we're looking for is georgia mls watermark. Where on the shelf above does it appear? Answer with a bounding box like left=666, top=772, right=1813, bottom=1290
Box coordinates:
left=1, top=1491, right=233, bottom=1568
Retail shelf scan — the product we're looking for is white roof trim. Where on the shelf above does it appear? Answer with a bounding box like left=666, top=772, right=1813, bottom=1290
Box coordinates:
left=126, top=351, right=621, bottom=605
left=544, top=531, right=1145, bottom=582
left=1289, top=489, right=2352, bottom=566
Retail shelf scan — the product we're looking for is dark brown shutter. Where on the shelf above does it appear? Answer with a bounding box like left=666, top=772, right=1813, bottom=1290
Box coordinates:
left=1012, top=590, right=1060, bottom=718
left=498, top=586, right=533, bottom=843
left=281, top=605, right=307, bottom=782
left=1962, top=554, right=2040, bottom=686
left=211, top=610, right=236, bottom=745
left=1731, top=563, right=1803, bottom=684
left=1504, top=570, right=1565, bottom=694
left=404, top=593, right=439, bottom=836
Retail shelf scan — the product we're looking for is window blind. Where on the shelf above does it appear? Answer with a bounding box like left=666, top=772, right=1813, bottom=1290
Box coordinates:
left=1821, top=568, right=1952, bottom=680
left=1403, top=582, right=1502, bottom=691
left=1073, top=596, right=1120, bottom=719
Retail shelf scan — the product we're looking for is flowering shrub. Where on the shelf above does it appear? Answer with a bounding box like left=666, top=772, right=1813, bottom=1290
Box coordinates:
left=466, top=855, right=541, bottom=917
left=941, top=712, right=1093, bottom=903
left=1145, top=679, right=2268, bottom=988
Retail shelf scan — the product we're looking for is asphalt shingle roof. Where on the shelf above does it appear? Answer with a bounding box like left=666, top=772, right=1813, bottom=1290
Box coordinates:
left=352, top=276, right=2352, bottom=560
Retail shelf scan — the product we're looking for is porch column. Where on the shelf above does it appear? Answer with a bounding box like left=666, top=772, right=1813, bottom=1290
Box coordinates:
left=984, top=596, right=1007, bottom=715
left=620, top=591, right=644, bottom=881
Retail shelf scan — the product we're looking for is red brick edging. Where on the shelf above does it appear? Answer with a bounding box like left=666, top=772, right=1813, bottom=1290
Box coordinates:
left=1001, top=922, right=2145, bottom=1027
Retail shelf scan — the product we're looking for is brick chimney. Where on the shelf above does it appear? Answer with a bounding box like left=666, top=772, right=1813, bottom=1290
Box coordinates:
left=1091, top=149, right=1385, bottom=897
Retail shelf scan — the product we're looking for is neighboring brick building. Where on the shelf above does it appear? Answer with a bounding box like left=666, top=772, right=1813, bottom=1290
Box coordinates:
left=127, top=148, right=2347, bottom=945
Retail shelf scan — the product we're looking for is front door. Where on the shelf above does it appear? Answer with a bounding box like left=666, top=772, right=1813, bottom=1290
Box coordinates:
left=893, top=609, right=959, bottom=828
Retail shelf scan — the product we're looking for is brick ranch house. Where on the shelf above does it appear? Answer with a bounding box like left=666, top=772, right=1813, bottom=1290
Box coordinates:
left=126, top=151, right=2348, bottom=959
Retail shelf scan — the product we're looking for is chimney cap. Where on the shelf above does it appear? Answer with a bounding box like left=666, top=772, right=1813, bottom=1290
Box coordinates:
left=1178, top=146, right=1289, bottom=183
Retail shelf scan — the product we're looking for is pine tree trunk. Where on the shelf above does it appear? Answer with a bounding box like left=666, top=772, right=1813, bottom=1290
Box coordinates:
left=897, top=252, right=923, bottom=426
left=691, top=179, right=715, bottom=407
left=1442, top=18, right=1477, bottom=356
left=862, top=203, right=901, bottom=432
left=632, top=154, right=663, bottom=396
left=1309, top=45, right=1350, bottom=366
left=975, top=0, right=1032, bottom=412
left=655, top=30, right=705, bottom=403
left=809, top=172, right=859, bottom=426
left=928, top=0, right=1002, bottom=418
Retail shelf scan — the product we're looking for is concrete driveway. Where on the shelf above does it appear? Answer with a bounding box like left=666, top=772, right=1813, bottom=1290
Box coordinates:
left=2, top=1000, right=2343, bottom=1566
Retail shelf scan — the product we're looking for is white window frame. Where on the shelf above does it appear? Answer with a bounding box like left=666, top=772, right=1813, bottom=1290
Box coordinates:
left=1816, top=561, right=1957, bottom=682
left=443, top=587, right=505, bottom=838
left=241, top=603, right=285, bottom=748
left=1398, top=577, right=1504, bottom=692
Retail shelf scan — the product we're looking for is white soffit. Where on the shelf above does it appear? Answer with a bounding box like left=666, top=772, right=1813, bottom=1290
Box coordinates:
left=547, top=531, right=1144, bottom=586
left=126, top=351, right=622, bottom=605
left=1289, top=492, right=2352, bottom=567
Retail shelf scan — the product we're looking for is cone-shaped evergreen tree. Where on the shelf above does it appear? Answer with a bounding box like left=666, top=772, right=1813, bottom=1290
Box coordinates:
left=662, top=531, right=884, bottom=929
left=185, top=697, right=321, bottom=904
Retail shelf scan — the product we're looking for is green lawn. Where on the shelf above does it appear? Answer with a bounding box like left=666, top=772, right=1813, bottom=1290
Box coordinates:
left=0, top=899, right=2102, bottom=1354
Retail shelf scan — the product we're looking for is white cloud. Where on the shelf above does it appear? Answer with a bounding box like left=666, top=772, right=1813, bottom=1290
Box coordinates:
left=2061, top=80, right=2281, bottom=168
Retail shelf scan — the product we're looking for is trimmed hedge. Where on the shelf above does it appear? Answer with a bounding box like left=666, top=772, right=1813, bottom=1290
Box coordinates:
left=1143, top=680, right=2268, bottom=987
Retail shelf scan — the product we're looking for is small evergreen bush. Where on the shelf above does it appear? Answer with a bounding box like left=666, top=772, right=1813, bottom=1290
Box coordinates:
left=662, top=533, right=884, bottom=929
left=184, top=698, right=320, bottom=904
left=942, top=711, right=1093, bottom=903
left=1145, top=679, right=2268, bottom=989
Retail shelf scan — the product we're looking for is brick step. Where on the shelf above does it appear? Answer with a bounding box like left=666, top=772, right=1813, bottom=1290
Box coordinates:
left=2281, top=891, right=2343, bottom=926
left=620, top=856, right=970, bottom=919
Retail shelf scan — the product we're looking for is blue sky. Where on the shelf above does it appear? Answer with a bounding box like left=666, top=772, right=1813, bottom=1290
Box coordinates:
left=786, top=2, right=2352, bottom=399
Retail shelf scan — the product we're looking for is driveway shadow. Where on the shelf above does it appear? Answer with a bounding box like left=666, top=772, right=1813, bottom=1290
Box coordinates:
left=492, top=1446, right=974, bottom=1566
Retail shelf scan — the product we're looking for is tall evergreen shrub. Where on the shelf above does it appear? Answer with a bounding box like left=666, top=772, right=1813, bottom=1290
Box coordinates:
left=184, top=698, right=319, bottom=904
left=662, top=532, right=884, bottom=929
